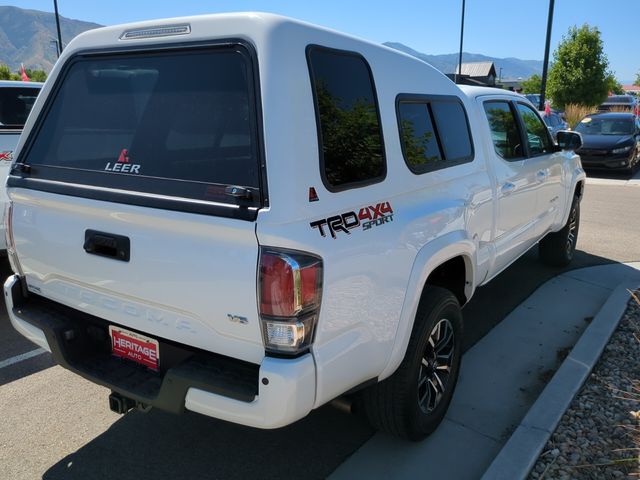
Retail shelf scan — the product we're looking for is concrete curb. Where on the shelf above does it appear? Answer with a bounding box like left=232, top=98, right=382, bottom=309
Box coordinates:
left=480, top=281, right=639, bottom=480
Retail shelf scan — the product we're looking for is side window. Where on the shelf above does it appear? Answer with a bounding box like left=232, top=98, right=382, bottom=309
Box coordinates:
left=397, top=96, right=473, bottom=174
left=397, top=102, right=442, bottom=173
left=516, top=103, right=553, bottom=156
left=307, top=46, right=385, bottom=190
left=483, top=101, right=524, bottom=160
left=430, top=101, right=473, bottom=161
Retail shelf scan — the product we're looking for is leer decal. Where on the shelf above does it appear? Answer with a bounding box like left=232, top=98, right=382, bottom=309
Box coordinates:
left=310, top=202, right=394, bottom=238
left=104, top=148, right=141, bottom=174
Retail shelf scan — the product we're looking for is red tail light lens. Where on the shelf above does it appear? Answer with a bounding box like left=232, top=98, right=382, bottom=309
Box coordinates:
left=258, top=248, right=323, bottom=354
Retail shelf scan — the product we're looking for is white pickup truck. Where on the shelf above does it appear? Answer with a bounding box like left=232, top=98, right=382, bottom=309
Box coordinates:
left=4, top=13, right=585, bottom=440
left=0, top=80, right=42, bottom=250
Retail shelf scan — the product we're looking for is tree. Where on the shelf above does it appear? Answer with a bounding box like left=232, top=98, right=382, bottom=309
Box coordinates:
left=25, top=69, right=47, bottom=82
left=547, top=25, right=610, bottom=109
left=605, top=75, right=624, bottom=95
left=0, top=63, right=20, bottom=81
left=634, top=72, right=640, bottom=87
left=521, top=74, right=542, bottom=94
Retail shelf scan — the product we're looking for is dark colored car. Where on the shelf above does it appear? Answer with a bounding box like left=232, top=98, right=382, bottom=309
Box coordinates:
left=574, top=112, right=640, bottom=173
left=597, top=95, right=639, bottom=115
left=539, top=111, right=568, bottom=140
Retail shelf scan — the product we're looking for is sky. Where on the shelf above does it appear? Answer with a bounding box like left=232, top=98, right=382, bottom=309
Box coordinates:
left=9, top=0, right=639, bottom=82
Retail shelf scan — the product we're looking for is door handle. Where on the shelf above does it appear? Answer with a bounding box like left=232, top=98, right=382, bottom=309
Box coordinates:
left=536, top=170, right=548, bottom=182
left=501, top=182, right=516, bottom=195
left=84, top=230, right=130, bottom=262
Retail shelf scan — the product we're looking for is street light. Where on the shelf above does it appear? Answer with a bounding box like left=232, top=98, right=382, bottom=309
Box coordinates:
left=539, top=0, right=555, bottom=110
left=53, top=0, right=63, bottom=57
left=456, top=0, right=466, bottom=84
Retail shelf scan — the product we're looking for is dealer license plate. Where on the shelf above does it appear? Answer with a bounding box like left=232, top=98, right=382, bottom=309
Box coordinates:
left=109, top=325, right=160, bottom=370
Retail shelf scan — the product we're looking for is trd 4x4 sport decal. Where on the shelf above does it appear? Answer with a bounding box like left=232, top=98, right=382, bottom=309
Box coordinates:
left=104, top=149, right=141, bottom=174
left=310, top=202, right=394, bottom=239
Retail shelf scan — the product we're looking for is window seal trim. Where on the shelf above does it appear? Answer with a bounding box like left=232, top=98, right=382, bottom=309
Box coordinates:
left=7, top=176, right=260, bottom=220
left=306, top=44, right=387, bottom=193
left=12, top=38, right=268, bottom=220
left=482, top=99, right=527, bottom=162
left=395, top=93, right=475, bottom=175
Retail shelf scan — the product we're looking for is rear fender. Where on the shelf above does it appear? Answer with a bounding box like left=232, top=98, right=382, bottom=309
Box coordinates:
left=378, top=231, right=475, bottom=380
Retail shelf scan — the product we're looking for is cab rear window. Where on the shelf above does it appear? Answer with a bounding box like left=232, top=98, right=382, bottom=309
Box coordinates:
left=20, top=45, right=262, bottom=209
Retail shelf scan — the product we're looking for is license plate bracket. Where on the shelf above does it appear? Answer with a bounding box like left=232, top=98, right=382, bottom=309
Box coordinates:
left=109, top=325, right=160, bottom=371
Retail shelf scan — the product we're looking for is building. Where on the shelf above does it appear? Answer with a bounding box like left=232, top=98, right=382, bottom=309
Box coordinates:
left=453, top=61, right=497, bottom=87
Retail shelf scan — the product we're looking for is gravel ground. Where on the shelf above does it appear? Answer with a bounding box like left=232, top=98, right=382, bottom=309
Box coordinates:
left=528, top=291, right=640, bottom=480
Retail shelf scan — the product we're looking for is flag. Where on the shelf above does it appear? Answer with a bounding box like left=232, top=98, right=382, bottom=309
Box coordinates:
left=20, top=64, right=30, bottom=82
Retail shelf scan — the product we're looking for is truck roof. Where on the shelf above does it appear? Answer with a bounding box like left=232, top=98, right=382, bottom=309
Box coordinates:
left=458, top=85, right=526, bottom=101
left=64, top=12, right=432, bottom=65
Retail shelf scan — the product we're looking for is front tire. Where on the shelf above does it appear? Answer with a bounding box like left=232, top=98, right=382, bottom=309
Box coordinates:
left=362, top=286, right=463, bottom=441
left=539, top=196, right=580, bottom=267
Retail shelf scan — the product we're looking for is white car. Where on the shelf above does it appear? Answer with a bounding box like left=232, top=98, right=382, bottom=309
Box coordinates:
left=4, top=13, right=585, bottom=440
left=0, top=80, right=42, bottom=249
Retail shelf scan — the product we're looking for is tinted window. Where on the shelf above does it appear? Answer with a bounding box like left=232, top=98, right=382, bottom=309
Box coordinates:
left=308, top=47, right=385, bottom=189
left=430, top=101, right=472, bottom=161
left=483, top=101, right=523, bottom=160
left=397, top=103, right=442, bottom=172
left=23, top=47, right=260, bottom=205
left=516, top=103, right=552, bottom=155
left=575, top=117, right=635, bottom=135
left=0, top=87, right=40, bottom=128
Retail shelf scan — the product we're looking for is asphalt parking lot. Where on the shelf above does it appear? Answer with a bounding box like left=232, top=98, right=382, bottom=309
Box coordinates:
left=1, top=170, right=639, bottom=480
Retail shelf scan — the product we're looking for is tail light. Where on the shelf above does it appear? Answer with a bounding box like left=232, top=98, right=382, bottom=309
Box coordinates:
left=258, top=247, right=323, bottom=355
left=4, top=202, right=23, bottom=276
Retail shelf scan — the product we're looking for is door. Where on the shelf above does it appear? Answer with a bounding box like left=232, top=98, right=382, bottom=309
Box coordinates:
left=515, top=102, right=565, bottom=236
left=481, top=99, right=540, bottom=276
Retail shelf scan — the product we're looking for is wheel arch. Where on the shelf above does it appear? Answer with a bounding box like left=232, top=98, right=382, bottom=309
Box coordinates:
left=378, top=231, right=475, bottom=380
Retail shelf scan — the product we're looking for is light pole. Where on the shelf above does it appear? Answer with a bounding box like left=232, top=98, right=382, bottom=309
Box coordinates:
left=456, top=0, right=466, bottom=84
left=499, top=67, right=503, bottom=83
left=53, top=0, right=63, bottom=57
left=539, top=0, right=555, bottom=110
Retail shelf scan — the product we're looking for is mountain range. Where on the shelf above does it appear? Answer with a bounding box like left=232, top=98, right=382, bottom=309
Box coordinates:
left=384, top=42, right=543, bottom=80
left=0, top=6, right=543, bottom=79
left=0, top=6, right=100, bottom=72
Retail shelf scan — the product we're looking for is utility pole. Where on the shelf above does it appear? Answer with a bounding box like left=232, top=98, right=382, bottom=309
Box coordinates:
left=539, top=0, right=555, bottom=110
left=53, top=0, right=63, bottom=57
left=456, top=0, right=466, bottom=84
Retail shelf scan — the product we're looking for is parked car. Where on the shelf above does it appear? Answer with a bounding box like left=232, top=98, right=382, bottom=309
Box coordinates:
left=524, top=93, right=541, bottom=108
left=0, top=80, right=42, bottom=250
left=4, top=12, right=585, bottom=441
left=540, top=111, right=569, bottom=140
left=574, top=112, right=640, bottom=173
left=597, top=95, right=639, bottom=116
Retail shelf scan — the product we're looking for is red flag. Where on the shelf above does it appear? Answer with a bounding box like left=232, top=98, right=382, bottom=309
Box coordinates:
left=20, top=64, right=30, bottom=82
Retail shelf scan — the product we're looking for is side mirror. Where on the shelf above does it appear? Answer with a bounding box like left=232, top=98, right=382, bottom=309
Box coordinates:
left=556, top=130, right=582, bottom=151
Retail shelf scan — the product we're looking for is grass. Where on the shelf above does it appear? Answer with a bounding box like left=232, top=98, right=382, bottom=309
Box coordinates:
left=563, top=104, right=597, bottom=129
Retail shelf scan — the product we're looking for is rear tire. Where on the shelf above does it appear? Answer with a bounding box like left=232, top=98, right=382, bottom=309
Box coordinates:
left=362, top=286, right=463, bottom=441
left=539, top=196, right=580, bottom=267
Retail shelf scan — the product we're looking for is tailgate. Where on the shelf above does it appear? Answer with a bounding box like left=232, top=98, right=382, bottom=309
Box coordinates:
left=7, top=42, right=267, bottom=364
left=11, top=188, right=264, bottom=363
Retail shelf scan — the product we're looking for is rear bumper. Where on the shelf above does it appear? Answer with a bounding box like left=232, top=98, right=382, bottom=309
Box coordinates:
left=4, top=274, right=316, bottom=429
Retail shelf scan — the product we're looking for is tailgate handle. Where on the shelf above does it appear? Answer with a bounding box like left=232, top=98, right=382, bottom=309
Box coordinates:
left=84, top=230, right=130, bottom=262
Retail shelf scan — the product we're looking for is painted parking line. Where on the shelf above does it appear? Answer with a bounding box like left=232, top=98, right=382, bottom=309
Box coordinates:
left=0, top=348, right=46, bottom=370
